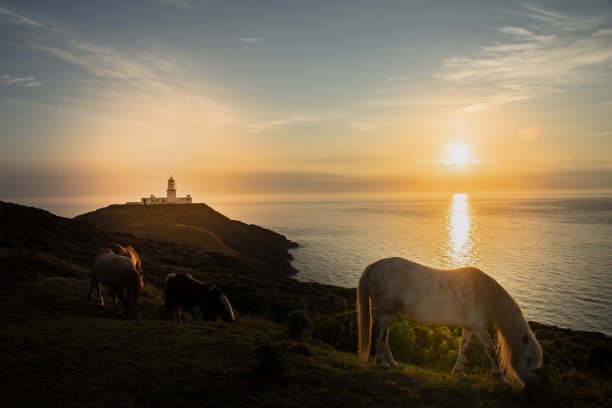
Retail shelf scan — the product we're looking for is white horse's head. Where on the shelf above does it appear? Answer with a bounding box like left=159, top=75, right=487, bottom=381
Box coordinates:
left=516, top=330, right=543, bottom=383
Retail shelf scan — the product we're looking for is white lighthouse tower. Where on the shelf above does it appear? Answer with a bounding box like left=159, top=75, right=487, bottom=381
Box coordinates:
left=166, top=176, right=177, bottom=202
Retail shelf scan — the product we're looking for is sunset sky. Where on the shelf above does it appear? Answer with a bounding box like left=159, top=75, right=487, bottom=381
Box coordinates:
left=1, top=0, right=612, bottom=209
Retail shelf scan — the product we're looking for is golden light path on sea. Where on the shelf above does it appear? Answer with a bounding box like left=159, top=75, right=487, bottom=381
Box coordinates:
left=444, top=193, right=479, bottom=268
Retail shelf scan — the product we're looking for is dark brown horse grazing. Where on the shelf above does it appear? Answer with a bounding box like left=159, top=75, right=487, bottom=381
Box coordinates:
left=165, top=272, right=237, bottom=323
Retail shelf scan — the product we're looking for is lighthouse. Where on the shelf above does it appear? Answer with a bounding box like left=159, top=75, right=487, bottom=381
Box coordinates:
left=126, top=176, right=193, bottom=205
left=167, top=176, right=177, bottom=201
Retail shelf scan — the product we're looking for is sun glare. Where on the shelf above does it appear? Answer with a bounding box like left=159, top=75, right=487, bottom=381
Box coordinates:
left=447, top=143, right=471, bottom=165
left=444, top=193, right=478, bottom=268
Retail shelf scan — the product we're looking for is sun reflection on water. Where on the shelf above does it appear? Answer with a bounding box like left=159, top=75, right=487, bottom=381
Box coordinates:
left=444, top=193, right=479, bottom=268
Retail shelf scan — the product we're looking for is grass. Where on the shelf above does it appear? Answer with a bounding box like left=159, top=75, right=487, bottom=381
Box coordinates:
left=1, top=276, right=610, bottom=408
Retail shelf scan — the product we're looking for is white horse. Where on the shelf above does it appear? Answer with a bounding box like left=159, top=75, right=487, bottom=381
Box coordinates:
left=357, top=257, right=543, bottom=386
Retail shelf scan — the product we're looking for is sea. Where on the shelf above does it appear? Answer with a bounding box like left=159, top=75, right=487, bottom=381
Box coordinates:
left=32, top=193, right=612, bottom=336
left=212, top=194, right=612, bottom=337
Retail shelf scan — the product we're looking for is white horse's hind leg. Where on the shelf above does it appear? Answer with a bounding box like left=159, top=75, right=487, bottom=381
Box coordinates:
left=474, top=329, right=508, bottom=383
left=374, top=312, right=393, bottom=368
left=452, top=328, right=473, bottom=374
left=383, top=329, right=398, bottom=368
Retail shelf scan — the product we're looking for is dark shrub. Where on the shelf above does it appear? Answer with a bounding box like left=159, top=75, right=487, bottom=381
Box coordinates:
left=286, top=309, right=313, bottom=340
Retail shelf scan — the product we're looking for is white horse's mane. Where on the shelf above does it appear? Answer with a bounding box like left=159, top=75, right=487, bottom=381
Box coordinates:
left=473, top=270, right=539, bottom=382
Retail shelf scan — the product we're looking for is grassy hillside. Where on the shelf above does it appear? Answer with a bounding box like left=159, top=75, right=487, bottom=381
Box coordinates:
left=1, top=201, right=611, bottom=407
left=75, top=203, right=298, bottom=275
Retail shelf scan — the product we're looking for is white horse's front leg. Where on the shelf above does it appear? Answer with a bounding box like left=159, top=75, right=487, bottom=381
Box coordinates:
left=452, top=328, right=474, bottom=374
left=474, top=329, right=508, bottom=383
left=374, top=312, right=393, bottom=368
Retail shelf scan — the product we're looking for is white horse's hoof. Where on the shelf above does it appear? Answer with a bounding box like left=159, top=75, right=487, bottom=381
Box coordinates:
left=376, top=360, right=391, bottom=369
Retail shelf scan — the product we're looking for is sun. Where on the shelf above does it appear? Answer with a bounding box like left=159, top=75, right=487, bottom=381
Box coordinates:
left=447, top=143, right=471, bottom=165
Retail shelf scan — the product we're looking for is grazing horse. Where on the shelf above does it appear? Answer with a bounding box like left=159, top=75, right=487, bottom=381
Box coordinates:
left=165, top=272, right=237, bottom=323
left=357, top=257, right=543, bottom=386
left=103, top=243, right=143, bottom=282
left=87, top=249, right=141, bottom=313
left=101, top=243, right=144, bottom=309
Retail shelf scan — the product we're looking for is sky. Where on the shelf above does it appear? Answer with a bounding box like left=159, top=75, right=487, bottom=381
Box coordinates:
left=1, top=0, right=612, bottom=211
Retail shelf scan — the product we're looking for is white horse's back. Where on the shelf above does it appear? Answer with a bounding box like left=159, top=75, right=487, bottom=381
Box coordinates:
left=365, top=257, right=485, bottom=327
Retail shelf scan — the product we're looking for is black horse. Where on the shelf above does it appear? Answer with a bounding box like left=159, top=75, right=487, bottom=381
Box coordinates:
left=165, top=272, right=237, bottom=323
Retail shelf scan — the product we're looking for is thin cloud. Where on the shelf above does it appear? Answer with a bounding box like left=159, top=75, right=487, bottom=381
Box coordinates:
left=581, top=131, right=612, bottom=138
left=146, top=0, right=202, bottom=10
left=239, top=37, right=264, bottom=43
left=387, top=75, right=411, bottom=82
left=0, top=74, right=41, bottom=87
left=243, top=115, right=315, bottom=133
left=0, top=5, right=43, bottom=27
left=437, top=4, right=612, bottom=112
left=0, top=4, right=253, bottom=130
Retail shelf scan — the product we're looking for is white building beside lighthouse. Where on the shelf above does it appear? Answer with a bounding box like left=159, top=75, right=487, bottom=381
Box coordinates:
left=127, top=176, right=192, bottom=205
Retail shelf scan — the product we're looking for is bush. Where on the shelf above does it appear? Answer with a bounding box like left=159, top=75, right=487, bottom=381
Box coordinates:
left=286, top=310, right=313, bottom=340
left=388, top=314, right=463, bottom=369
left=313, top=311, right=357, bottom=351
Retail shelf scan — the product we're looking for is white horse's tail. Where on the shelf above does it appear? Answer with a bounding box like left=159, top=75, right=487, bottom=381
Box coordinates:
left=357, top=264, right=373, bottom=361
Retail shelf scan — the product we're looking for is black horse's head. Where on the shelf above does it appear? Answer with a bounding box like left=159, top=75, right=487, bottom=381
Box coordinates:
left=203, top=284, right=237, bottom=323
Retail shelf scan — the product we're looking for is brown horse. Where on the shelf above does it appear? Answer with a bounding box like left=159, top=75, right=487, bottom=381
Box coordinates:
left=87, top=248, right=141, bottom=314
left=98, top=243, right=144, bottom=309
left=103, top=243, right=143, bottom=281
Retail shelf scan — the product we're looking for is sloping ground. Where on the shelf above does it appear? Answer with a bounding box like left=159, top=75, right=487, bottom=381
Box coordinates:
left=1, top=201, right=611, bottom=407
left=0, top=201, right=351, bottom=319
left=75, top=203, right=298, bottom=275
left=1, top=276, right=610, bottom=408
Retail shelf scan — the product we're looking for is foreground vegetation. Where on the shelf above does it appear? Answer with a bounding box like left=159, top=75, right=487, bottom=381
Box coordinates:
left=1, top=202, right=610, bottom=407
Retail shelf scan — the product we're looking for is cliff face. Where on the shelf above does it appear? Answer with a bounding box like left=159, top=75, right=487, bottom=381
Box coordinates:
left=74, top=203, right=298, bottom=275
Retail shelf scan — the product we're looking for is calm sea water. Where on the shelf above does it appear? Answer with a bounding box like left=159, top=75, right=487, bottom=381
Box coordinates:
left=214, top=195, right=612, bottom=336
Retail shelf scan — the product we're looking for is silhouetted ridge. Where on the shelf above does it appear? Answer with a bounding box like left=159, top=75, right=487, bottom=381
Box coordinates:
left=75, top=203, right=298, bottom=275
